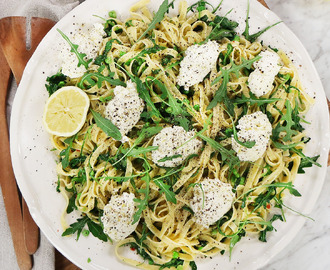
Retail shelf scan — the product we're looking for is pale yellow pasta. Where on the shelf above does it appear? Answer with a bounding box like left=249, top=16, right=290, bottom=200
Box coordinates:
left=51, top=1, right=315, bottom=269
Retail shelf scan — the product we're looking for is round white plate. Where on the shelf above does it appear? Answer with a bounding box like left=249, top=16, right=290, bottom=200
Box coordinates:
left=10, top=0, right=329, bottom=269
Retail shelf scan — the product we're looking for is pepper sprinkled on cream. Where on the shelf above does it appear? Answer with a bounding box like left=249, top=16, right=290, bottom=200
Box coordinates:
left=177, top=40, right=220, bottom=90
left=101, top=192, right=139, bottom=242
left=248, top=50, right=282, bottom=97
left=190, top=178, right=234, bottom=228
left=104, top=80, right=144, bottom=139
left=232, top=111, right=272, bottom=162
left=151, top=126, right=202, bottom=167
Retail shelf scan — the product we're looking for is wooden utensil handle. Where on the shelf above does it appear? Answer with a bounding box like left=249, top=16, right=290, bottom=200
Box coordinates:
left=0, top=47, right=32, bottom=270
left=23, top=200, right=39, bottom=254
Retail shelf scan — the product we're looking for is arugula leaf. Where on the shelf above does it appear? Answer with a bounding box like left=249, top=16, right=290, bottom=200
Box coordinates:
left=242, top=1, right=281, bottom=43
left=60, top=135, right=77, bottom=169
left=229, top=230, right=245, bottom=259
left=298, top=154, right=320, bottom=174
left=62, top=216, right=89, bottom=240
left=271, top=100, right=298, bottom=142
left=189, top=261, right=198, bottom=270
left=158, top=154, right=182, bottom=162
left=133, top=174, right=150, bottom=224
left=222, top=43, right=233, bottom=65
left=137, top=0, right=169, bottom=41
left=292, top=148, right=321, bottom=170
left=90, top=109, right=122, bottom=141
left=154, top=179, right=177, bottom=203
left=259, top=214, right=283, bottom=242
left=124, top=146, right=159, bottom=157
left=86, top=219, right=108, bottom=242
left=45, top=72, right=67, bottom=96
left=94, top=38, right=122, bottom=65
left=57, top=29, right=92, bottom=69
left=232, top=119, right=256, bottom=148
left=66, top=194, right=77, bottom=214
left=182, top=205, right=194, bottom=215
left=69, top=155, right=86, bottom=169
left=207, top=14, right=238, bottom=41
left=208, top=57, right=260, bottom=111
left=134, top=76, right=162, bottom=119
left=198, top=133, right=240, bottom=169
left=77, top=72, right=126, bottom=89
left=125, top=44, right=165, bottom=65
left=233, top=93, right=280, bottom=106
left=159, top=258, right=184, bottom=270
left=154, top=78, right=191, bottom=131
left=133, top=161, right=151, bottom=224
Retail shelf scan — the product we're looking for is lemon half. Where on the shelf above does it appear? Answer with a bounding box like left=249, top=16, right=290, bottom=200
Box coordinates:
left=43, top=86, right=90, bottom=137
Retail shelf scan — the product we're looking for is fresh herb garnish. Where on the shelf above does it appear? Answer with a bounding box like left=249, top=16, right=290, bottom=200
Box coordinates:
left=132, top=160, right=151, bottom=224
left=60, top=135, right=77, bottom=169
left=62, top=215, right=108, bottom=242
left=57, top=29, right=92, bottom=69
left=153, top=78, right=192, bottom=131
left=259, top=214, right=283, bottom=242
left=233, top=93, right=280, bottom=106
left=242, top=0, right=281, bottom=42
left=137, top=0, right=169, bottom=42
left=77, top=72, right=126, bottom=89
left=207, top=57, right=261, bottom=111
left=154, top=179, right=177, bottom=203
left=198, top=133, right=240, bottom=169
left=90, top=109, right=122, bottom=141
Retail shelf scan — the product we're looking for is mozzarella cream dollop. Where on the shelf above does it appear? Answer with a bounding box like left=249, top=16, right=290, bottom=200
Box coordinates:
left=151, top=126, right=202, bottom=167
left=104, top=80, right=144, bottom=138
left=101, top=192, right=139, bottom=242
left=232, top=111, right=272, bottom=162
left=59, top=23, right=105, bottom=78
left=190, top=178, right=234, bottom=228
left=248, top=50, right=281, bottom=97
left=177, top=40, right=220, bottom=90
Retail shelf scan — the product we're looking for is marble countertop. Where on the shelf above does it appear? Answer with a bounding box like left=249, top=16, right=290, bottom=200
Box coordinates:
left=262, top=0, right=330, bottom=269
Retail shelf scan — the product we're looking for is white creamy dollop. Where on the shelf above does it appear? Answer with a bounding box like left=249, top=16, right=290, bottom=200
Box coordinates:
left=59, top=23, right=106, bottom=78
left=101, top=192, right=139, bottom=242
left=104, top=80, right=144, bottom=138
left=232, top=111, right=272, bottom=162
left=248, top=50, right=281, bottom=97
left=190, top=178, right=234, bottom=228
left=151, top=126, right=202, bottom=167
left=177, top=40, right=220, bottom=90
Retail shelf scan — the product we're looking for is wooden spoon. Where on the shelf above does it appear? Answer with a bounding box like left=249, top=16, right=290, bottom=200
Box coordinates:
left=0, top=16, right=55, bottom=256
left=0, top=41, right=32, bottom=270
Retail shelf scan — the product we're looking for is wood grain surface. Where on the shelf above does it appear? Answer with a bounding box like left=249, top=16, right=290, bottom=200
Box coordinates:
left=0, top=42, right=32, bottom=270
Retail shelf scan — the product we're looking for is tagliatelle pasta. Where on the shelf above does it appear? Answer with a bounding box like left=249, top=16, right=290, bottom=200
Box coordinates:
left=44, top=0, right=320, bottom=269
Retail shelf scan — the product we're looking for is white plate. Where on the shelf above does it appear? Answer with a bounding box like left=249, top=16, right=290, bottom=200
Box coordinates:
left=10, top=0, right=330, bottom=269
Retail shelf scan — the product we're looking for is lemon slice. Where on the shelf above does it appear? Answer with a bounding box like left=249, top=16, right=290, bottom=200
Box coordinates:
left=43, top=86, right=90, bottom=137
